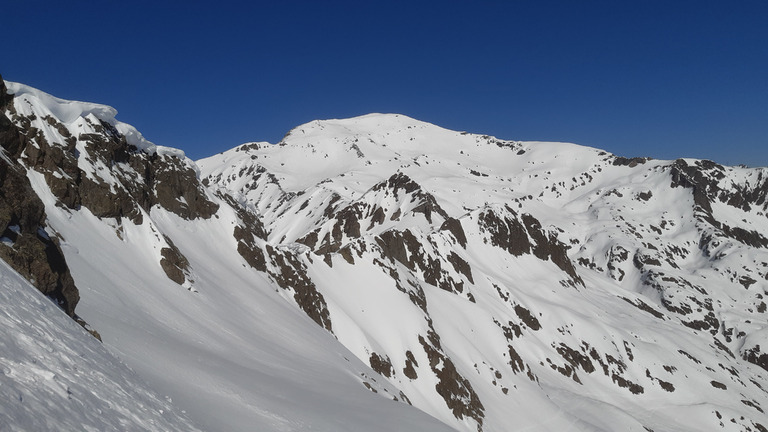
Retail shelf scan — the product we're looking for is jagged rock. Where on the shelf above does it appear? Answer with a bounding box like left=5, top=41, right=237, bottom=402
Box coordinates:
left=612, top=156, right=651, bottom=167
left=216, top=193, right=269, bottom=271
left=477, top=207, right=531, bottom=256
left=0, top=79, right=80, bottom=319
left=418, top=332, right=485, bottom=427
left=150, top=153, right=219, bottom=219
left=265, top=245, right=332, bottom=332
left=742, top=344, right=768, bottom=372
left=478, top=207, right=582, bottom=285
left=159, top=236, right=190, bottom=285
left=520, top=213, right=582, bottom=285
left=373, top=172, right=448, bottom=223
left=403, top=350, right=419, bottom=379
left=369, top=352, right=394, bottom=378
left=440, top=217, right=467, bottom=248
left=7, top=90, right=219, bottom=224
left=375, top=229, right=468, bottom=294
left=376, top=229, right=421, bottom=270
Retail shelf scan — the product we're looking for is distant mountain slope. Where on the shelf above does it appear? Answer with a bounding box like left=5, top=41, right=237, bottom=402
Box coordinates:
left=200, top=114, right=768, bottom=431
left=2, top=78, right=768, bottom=431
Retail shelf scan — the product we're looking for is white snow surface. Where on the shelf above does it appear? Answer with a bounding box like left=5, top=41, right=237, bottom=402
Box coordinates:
left=21, top=177, right=452, bottom=432
left=0, top=259, right=201, bottom=432
left=4, top=81, right=184, bottom=159
left=4, top=82, right=768, bottom=432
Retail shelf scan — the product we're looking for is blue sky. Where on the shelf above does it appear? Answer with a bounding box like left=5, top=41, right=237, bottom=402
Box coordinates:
left=4, top=1, right=767, bottom=166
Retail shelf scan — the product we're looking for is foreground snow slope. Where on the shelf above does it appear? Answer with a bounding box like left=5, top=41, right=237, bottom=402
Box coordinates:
left=0, top=259, right=201, bottom=432
left=40, top=198, right=454, bottom=432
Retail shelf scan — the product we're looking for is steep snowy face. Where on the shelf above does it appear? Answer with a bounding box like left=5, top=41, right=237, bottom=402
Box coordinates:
left=201, top=114, right=768, bottom=431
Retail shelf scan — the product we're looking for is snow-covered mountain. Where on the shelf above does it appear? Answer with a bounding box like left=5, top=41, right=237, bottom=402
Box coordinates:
left=2, top=77, right=768, bottom=431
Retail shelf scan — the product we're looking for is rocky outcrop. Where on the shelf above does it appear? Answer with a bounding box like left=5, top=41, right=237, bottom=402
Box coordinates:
left=4, top=88, right=218, bottom=224
left=373, top=172, right=448, bottom=224
left=742, top=344, right=768, bottom=373
left=418, top=330, right=485, bottom=428
left=1, top=75, right=224, bottom=338
left=670, top=159, right=768, bottom=248
left=231, top=208, right=268, bottom=271
left=159, top=236, right=191, bottom=285
left=375, top=229, right=469, bottom=295
left=265, top=245, right=332, bottom=332
left=0, top=77, right=82, bottom=327
left=440, top=217, right=467, bottom=248
left=478, top=206, right=583, bottom=285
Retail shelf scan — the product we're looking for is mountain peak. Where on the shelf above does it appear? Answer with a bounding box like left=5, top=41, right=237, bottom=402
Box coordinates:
left=285, top=113, right=427, bottom=138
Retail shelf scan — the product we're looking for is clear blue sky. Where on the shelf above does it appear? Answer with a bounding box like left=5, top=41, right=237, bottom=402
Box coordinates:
left=4, top=1, right=767, bottom=166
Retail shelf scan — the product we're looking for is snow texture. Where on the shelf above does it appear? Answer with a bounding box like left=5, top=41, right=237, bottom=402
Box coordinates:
left=0, top=259, right=201, bottom=432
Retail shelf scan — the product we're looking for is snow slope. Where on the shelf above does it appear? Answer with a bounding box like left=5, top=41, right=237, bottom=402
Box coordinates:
left=37, top=193, right=454, bottom=432
left=0, top=259, right=201, bottom=431
left=2, top=81, right=453, bottom=431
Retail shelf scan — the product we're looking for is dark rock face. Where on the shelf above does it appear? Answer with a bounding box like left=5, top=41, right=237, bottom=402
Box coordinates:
left=478, top=206, right=583, bottom=285
left=418, top=331, right=485, bottom=427
left=366, top=172, right=448, bottom=225
left=403, top=350, right=419, bottom=379
left=440, top=217, right=467, bottom=248
left=0, top=79, right=80, bottom=319
left=159, top=236, right=190, bottom=285
left=297, top=172, right=448, bottom=257
left=376, top=229, right=421, bottom=270
left=218, top=193, right=268, bottom=271
left=5, top=91, right=218, bottom=225
left=742, top=345, right=768, bottom=372
left=1, top=76, right=221, bottom=339
left=375, top=229, right=468, bottom=294
left=478, top=207, right=531, bottom=257
left=369, top=352, right=394, bottom=378
left=670, top=159, right=768, bottom=248
left=150, top=153, right=219, bottom=220
left=0, top=180, right=79, bottom=317
left=2, top=76, right=223, bottom=319
left=612, top=156, right=651, bottom=167
left=519, top=213, right=582, bottom=285
left=265, top=245, right=332, bottom=332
